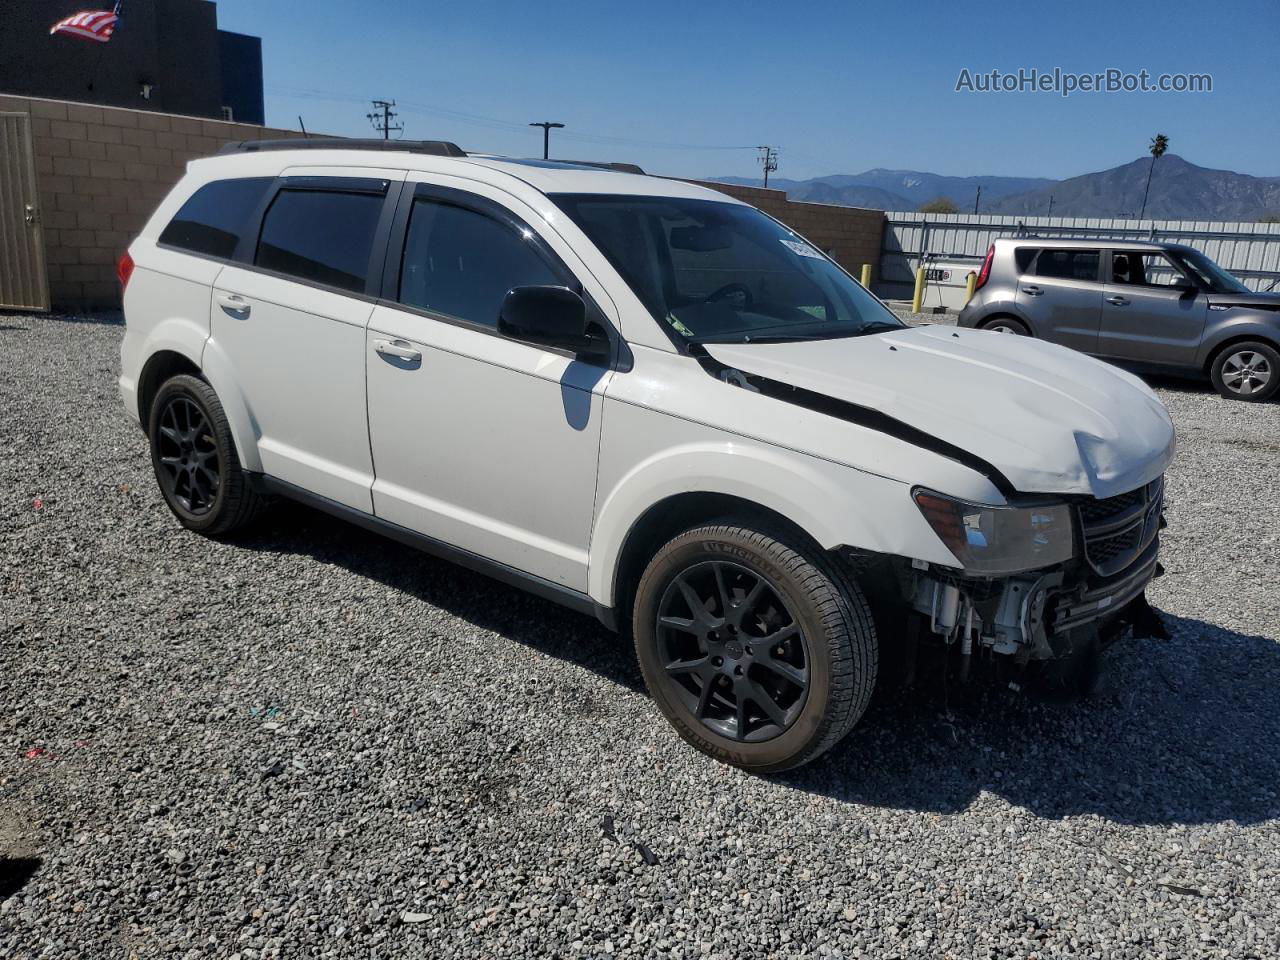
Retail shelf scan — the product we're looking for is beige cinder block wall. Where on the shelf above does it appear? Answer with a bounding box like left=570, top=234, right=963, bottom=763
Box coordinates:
left=686, top=180, right=886, bottom=285
left=0, top=93, right=308, bottom=311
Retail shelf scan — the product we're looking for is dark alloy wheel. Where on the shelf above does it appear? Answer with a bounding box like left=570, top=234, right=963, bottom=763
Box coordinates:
left=155, top=395, right=221, bottom=515
left=657, top=560, right=809, bottom=743
left=634, top=522, right=877, bottom=772
left=148, top=374, right=265, bottom=536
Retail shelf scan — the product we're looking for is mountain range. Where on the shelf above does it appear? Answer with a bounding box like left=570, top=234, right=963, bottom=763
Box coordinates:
left=712, top=155, right=1280, bottom=221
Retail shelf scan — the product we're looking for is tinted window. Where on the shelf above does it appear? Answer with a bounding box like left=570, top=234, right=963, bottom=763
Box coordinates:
left=552, top=194, right=903, bottom=344
left=159, top=177, right=271, bottom=259
left=1014, top=247, right=1037, bottom=274
left=1035, top=249, right=1100, bottom=281
left=256, top=189, right=384, bottom=293
left=398, top=199, right=558, bottom=326
left=1111, top=252, right=1186, bottom=287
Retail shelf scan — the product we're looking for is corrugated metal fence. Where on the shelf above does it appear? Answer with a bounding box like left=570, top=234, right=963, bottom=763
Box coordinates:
left=877, top=212, right=1280, bottom=300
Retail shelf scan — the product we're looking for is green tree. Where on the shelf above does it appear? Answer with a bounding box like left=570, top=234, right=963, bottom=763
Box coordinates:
left=918, top=197, right=959, bottom=214
left=1138, top=133, right=1170, bottom=219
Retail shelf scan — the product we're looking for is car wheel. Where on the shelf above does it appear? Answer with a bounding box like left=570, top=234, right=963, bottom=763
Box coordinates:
left=1210, top=341, right=1279, bottom=402
left=633, top=522, right=877, bottom=772
left=148, top=374, right=265, bottom=535
left=981, top=317, right=1030, bottom=336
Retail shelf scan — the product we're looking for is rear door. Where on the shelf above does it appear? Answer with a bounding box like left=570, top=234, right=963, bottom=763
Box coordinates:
left=364, top=177, right=617, bottom=591
left=1016, top=247, right=1103, bottom=353
left=1098, top=250, right=1208, bottom=366
left=210, top=169, right=404, bottom=512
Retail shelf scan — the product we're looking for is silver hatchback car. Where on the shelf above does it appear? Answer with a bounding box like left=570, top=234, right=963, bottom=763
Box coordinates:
left=958, top=238, right=1280, bottom=402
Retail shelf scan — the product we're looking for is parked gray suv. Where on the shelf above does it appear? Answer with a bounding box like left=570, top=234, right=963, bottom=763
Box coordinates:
left=958, top=238, right=1280, bottom=401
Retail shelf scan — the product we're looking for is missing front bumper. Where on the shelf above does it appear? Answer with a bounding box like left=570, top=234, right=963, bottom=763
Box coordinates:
left=908, top=540, right=1163, bottom=662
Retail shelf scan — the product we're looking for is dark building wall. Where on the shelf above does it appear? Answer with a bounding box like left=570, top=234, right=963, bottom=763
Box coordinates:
left=0, top=0, right=259, bottom=123
left=219, top=31, right=265, bottom=124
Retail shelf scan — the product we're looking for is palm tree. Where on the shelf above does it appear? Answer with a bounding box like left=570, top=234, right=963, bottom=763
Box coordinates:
left=1139, top=134, right=1170, bottom=219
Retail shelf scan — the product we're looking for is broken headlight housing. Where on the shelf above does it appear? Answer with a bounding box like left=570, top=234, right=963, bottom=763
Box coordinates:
left=913, top=488, right=1074, bottom=575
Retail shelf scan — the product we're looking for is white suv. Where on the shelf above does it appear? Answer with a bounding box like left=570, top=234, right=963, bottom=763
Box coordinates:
left=118, top=139, right=1176, bottom=771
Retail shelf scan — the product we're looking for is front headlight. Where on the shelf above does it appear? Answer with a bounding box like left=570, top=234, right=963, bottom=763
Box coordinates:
left=912, top=488, right=1074, bottom=575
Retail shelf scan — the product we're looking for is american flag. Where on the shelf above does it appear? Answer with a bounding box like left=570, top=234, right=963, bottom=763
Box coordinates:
left=49, top=2, right=123, bottom=43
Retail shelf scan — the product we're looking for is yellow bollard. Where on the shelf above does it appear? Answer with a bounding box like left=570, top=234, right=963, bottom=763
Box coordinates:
left=860, top=263, right=872, bottom=288
left=964, top=270, right=977, bottom=305
left=911, top=266, right=925, bottom=313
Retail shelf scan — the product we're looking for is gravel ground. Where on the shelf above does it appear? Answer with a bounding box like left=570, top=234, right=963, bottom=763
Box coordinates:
left=2, top=311, right=1278, bottom=960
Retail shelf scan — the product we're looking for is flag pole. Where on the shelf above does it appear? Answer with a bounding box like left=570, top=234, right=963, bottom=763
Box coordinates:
left=86, top=1, right=123, bottom=93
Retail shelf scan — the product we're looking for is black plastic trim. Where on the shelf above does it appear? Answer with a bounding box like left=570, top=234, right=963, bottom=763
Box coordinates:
left=249, top=474, right=616, bottom=628
left=219, top=138, right=466, bottom=157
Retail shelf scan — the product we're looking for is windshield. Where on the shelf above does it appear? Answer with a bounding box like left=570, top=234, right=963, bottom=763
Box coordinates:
left=550, top=194, right=904, bottom=344
left=1173, top=249, right=1250, bottom=294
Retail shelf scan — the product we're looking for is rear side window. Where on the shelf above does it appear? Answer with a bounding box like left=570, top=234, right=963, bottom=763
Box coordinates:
left=1014, top=248, right=1037, bottom=274
left=1035, top=249, right=1100, bottom=282
left=255, top=189, right=385, bottom=294
left=158, top=177, right=272, bottom=259
left=397, top=199, right=558, bottom=327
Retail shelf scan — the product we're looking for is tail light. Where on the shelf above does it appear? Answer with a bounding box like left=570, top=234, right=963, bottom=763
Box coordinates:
left=973, top=244, right=994, bottom=291
left=115, top=251, right=135, bottom=293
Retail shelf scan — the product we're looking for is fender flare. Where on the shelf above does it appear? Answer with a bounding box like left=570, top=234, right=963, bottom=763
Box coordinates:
left=587, top=441, right=955, bottom=607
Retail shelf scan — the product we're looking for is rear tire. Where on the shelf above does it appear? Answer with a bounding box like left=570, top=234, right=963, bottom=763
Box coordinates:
left=1209, top=340, right=1279, bottom=402
left=633, top=521, right=877, bottom=772
left=148, top=374, right=265, bottom=536
left=981, top=316, right=1030, bottom=336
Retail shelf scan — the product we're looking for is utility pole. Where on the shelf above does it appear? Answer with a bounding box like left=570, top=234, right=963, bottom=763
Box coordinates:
left=973, top=186, right=981, bottom=214
left=1047, top=195, right=1055, bottom=216
left=757, top=146, right=778, bottom=188
left=367, top=100, right=402, bottom=140
left=529, top=121, right=564, bottom=160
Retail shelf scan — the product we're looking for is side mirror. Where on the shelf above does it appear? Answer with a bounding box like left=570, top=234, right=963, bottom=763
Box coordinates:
left=1173, top=280, right=1198, bottom=296
left=498, top=285, right=607, bottom=357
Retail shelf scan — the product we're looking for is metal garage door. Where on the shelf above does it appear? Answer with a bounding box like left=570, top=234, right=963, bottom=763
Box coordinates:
left=0, top=113, right=50, bottom=312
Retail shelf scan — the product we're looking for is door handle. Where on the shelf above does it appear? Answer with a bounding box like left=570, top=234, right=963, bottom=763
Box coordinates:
left=1106, top=296, right=1129, bottom=306
left=24, top=204, right=37, bottom=226
left=1022, top=285, right=1043, bottom=296
left=375, top=338, right=422, bottom=362
left=215, top=292, right=250, bottom=315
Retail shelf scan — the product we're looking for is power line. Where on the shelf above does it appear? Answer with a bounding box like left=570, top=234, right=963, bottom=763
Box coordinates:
left=366, top=99, right=402, bottom=140
left=269, top=86, right=758, bottom=153
left=529, top=121, right=564, bottom=160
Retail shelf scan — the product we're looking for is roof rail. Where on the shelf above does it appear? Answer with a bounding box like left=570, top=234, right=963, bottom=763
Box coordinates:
left=560, top=159, right=646, bottom=175
left=218, top=138, right=467, bottom=158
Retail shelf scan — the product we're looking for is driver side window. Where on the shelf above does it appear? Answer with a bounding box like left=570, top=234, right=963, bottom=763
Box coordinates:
left=1111, top=251, right=1187, bottom=288
left=398, top=198, right=559, bottom=328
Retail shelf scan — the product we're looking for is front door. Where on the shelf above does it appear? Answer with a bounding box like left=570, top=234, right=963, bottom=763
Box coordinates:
left=1097, top=250, right=1208, bottom=366
left=210, top=171, right=402, bottom=512
left=365, top=179, right=616, bottom=591
left=0, top=113, right=50, bottom=311
left=1015, top=247, right=1102, bottom=353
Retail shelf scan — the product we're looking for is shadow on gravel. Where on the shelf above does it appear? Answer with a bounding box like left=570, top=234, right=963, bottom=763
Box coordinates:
left=232, top=505, right=1278, bottom=826
left=0, top=858, right=41, bottom=899
left=784, top=613, right=1280, bottom=826
left=43, top=312, right=124, bottom=326
left=0, top=324, right=29, bottom=332
left=235, top=502, right=644, bottom=692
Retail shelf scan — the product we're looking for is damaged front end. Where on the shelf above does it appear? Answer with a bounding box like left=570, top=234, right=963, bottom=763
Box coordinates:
left=895, top=476, right=1168, bottom=683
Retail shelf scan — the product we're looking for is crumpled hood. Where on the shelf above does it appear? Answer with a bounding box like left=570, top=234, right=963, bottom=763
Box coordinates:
left=705, top=325, right=1176, bottom=499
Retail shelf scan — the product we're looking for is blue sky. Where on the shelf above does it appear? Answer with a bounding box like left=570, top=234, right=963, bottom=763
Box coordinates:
left=216, top=0, right=1279, bottom=182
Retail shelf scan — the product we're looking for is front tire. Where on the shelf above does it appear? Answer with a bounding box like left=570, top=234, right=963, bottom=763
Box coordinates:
left=1210, top=340, right=1279, bottom=402
left=981, top=316, right=1030, bottom=336
left=148, top=374, right=265, bottom=536
left=633, top=522, right=877, bottom=772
